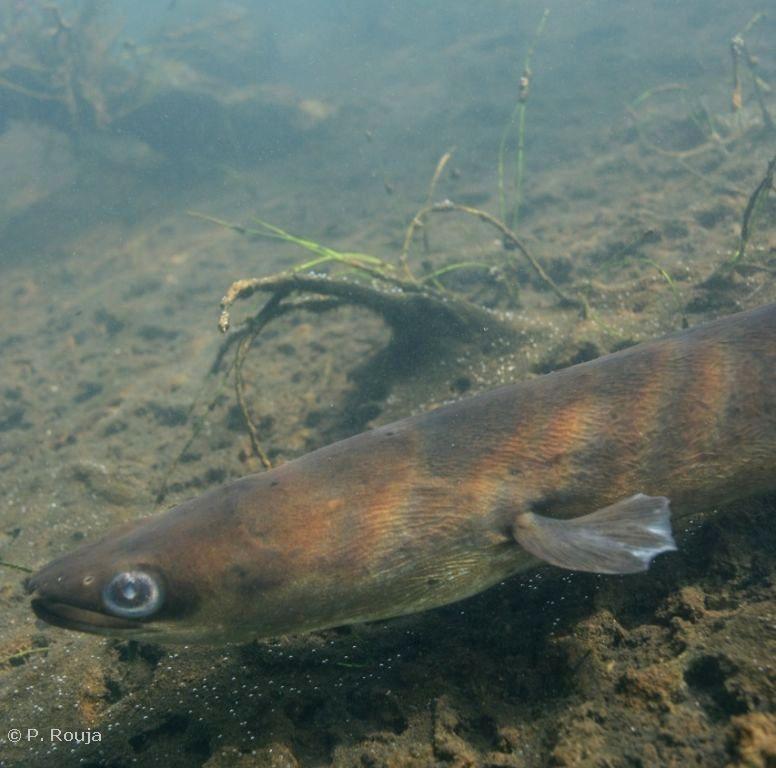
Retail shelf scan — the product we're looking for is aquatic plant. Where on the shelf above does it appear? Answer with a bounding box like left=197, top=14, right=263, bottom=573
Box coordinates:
left=497, top=8, right=550, bottom=231
left=0, top=1, right=146, bottom=131
left=171, top=214, right=508, bottom=478
left=152, top=166, right=589, bottom=491
left=693, top=153, right=776, bottom=291
left=730, top=12, right=773, bottom=134
left=728, top=154, right=776, bottom=268
left=160, top=11, right=772, bottom=492
left=0, top=1, right=301, bottom=172
left=626, top=13, right=773, bottom=180
left=400, top=199, right=582, bottom=313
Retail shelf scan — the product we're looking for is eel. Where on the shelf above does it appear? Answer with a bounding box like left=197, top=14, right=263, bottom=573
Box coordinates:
left=27, top=303, right=776, bottom=643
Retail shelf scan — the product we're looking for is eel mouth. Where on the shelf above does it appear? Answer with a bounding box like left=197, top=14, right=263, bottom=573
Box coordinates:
left=30, top=598, right=151, bottom=636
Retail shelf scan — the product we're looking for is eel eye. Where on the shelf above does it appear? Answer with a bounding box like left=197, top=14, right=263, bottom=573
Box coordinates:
left=102, top=571, right=163, bottom=618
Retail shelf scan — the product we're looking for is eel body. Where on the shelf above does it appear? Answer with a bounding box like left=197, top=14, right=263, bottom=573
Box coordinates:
left=28, top=303, right=776, bottom=642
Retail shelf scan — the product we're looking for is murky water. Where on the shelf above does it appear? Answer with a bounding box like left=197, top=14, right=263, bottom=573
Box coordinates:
left=0, top=2, right=774, bottom=766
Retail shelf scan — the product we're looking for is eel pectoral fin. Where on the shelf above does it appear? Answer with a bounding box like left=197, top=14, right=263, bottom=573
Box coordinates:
left=512, top=494, right=676, bottom=574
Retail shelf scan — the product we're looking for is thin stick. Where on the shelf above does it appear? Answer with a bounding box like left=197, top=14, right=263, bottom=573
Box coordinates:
left=157, top=297, right=346, bottom=500
left=730, top=14, right=771, bottom=130
left=419, top=150, right=455, bottom=257
left=730, top=34, right=743, bottom=114
left=232, top=293, right=287, bottom=469
left=408, top=200, right=587, bottom=316
left=0, top=647, right=48, bottom=667
left=0, top=561, right=33, bottom=574
left=427, top=151, right=454, bottom=205
left=235, top=331, right=271, bottom=469
left=422, top=261, right=492, bottom=282
left=729, top=155, right=775, bottom=267
left=155, top=362, right=235, bottom=504
left=627, top=84, right=735, bottom=161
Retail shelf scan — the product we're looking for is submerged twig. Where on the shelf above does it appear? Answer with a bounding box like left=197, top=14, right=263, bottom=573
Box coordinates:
left=404, top=200, right=587, bottom=317
left=729, top=154, right=775, bottom=268
left=0, top=647, right=48, bottom=668
left=233, top=293, right=286, bottom=469
left=215, top=270, right=517, bottom=469
left=626, top=84, right=729, bottom=161
left=730, top=13, right=773, bottom=133
left=418, top=149, right=455, bottom=258
left=219, top=270, right=510, bottom=341
left=186, top=133, right=587, bottom=487
left=0, top=561, right=33, bottom=574
left=157, top=293, right=349, bottom=501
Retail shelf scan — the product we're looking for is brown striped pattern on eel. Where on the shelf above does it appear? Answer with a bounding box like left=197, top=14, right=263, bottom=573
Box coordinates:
left=27, top=303, right=776, bottom=643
